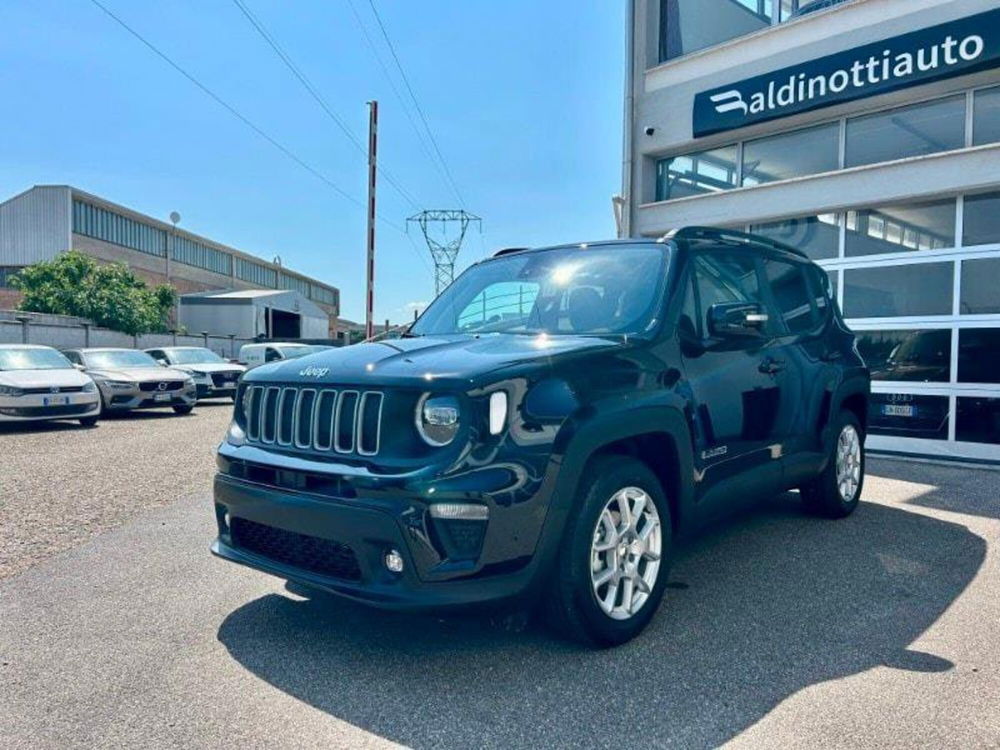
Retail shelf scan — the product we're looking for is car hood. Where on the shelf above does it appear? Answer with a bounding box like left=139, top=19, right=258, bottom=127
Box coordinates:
left=89, top=367, right=191, bottom=382
left=0, top=368, right=93, bottom=388
left=173, top=363, right=245, bottom=374
left=247, top=334, right=622, bottom=386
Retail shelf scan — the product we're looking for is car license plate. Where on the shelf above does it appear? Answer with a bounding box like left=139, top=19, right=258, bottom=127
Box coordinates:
left=882, top=404, right=915, bottom=417
left=43, top=395, right=70, bottom=406
left=154, top=393, right=172, bottom=402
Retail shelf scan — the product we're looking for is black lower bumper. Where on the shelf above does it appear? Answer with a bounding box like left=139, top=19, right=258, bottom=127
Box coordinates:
left=212, top=472, right=544, bottom=611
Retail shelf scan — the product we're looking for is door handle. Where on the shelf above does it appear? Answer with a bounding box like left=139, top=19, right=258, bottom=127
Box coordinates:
left=759, top=357, right=786, bottom=375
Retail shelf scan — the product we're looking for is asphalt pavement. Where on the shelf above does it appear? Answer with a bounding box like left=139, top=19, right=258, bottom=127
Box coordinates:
left=1, top=417, right=998, bottom=748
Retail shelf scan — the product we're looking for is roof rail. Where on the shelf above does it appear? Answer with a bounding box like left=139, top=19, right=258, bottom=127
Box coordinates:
left=661, top=226, right=807, bottom=258
left=492, top=246, right=531, bottom=258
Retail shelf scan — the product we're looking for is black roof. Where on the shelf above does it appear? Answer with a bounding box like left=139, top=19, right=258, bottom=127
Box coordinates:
left=491, top=226, right=807, bottom=260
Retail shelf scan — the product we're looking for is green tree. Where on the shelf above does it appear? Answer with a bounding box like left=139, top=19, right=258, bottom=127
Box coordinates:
left=10, top=251, right=177, bottom=336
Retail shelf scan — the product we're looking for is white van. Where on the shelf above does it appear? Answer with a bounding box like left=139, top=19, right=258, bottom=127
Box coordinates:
left=238, top=343, right=326, bottom=370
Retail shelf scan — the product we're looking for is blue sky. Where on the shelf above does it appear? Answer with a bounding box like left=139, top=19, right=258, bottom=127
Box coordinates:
left=1, top=1, right=626, bottom=323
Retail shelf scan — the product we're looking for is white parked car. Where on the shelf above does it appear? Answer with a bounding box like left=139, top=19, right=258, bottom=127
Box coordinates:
left=0, top=344, right=101, bottom=427
left=144, top=346, right=245, bottom=401
left=238, top=342, right=330, bottom=370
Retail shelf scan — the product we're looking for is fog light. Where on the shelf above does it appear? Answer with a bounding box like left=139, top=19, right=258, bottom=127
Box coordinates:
left=384, top=548, right=404, bottom=574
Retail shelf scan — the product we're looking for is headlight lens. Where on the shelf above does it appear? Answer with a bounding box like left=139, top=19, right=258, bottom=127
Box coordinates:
left=106, top=380, right=133, bottom=389
left=82, top=381, right=98, bottom=394
left=416, top=394, right=461, bottom=446
left=226, top=420, right=246, bottom=447
left=0, top=385, right=24, bottom=397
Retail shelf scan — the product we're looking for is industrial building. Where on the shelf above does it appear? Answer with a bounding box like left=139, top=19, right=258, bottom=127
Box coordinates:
left=623, top=0, right=1000, bottom=460
left=0, top=185, right=340, bottom=336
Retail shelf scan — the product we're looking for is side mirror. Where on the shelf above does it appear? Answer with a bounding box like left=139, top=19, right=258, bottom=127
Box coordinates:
left=73, top=363, right=86, bottom=372
left=157, top=359, right=169, bottom=367
left=708, top=302, right=768, bottom=338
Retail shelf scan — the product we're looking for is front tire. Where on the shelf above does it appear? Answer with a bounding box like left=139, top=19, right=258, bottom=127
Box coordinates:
left=172, top=404, right=194, bottom=415
left=800, top=410, right=865, bottom=518
left=546, top=456, right=672, bottom=648
left=79, top=415, right=99, bottom=427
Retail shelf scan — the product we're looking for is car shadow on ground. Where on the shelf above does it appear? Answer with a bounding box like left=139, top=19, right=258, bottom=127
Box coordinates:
left=868, top=456, right=1000, bottom=521
left=217, top=494, right=984, bottom=748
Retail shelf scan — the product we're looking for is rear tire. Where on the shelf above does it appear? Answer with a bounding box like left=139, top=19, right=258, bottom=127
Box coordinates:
left=173, top=405, right=194, bottom=415
left=800, top=410, right=865, bottom=518
left=545, top=455, right=672, bottom=648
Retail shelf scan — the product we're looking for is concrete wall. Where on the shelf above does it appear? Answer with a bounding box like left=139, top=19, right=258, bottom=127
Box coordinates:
left=0, top=312, right=250, bottom=359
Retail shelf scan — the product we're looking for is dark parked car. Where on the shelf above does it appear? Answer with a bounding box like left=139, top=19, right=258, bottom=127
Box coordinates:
left=212, top=227, right=870, bottom=646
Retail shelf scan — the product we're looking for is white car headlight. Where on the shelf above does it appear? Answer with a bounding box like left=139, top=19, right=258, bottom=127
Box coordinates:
left=0, top=385, right=25, bottom=397
left=105, top=380, right=133, bottom=389
left=416, top=394, right=461, bottom=447
left=82, top=381, right=98, bottom=394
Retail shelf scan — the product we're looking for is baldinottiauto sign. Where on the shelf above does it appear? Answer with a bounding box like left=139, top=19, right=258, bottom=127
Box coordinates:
left=693, top=7, right=1000, bottom=138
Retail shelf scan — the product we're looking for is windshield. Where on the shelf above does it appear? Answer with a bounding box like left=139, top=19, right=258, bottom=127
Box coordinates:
left=84, top=350, right=159, bottom=369
left=0, top=347, right=73, bottom=371
left=166, top=348, right=226, bottom=365
left=274, top=345, right=317, bottom=359
left=411, top=244, right=669, bottom=337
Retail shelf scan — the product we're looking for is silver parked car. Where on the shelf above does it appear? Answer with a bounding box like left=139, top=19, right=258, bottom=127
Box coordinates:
left=0, top=344, right=101, bottom=427
left=144, top=347, right=245, bottom=401
left=63, top=348, right=197, bottom=415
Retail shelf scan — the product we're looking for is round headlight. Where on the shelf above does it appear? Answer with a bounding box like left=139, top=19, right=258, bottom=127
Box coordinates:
left=416, top=394, right=461, bottom=446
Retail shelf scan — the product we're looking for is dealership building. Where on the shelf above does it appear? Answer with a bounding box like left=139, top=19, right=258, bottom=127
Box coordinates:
left=0, top=185, right=340, bottom=337
left=623, top=0, right=1000, bottom=460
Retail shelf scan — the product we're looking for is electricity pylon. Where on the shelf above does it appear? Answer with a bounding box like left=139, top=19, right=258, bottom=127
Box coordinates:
left=408, top=210, right=482, bottom=295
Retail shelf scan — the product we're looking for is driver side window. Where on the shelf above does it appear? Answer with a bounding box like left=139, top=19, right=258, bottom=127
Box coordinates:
left=684, top=251, right=770, bottom=340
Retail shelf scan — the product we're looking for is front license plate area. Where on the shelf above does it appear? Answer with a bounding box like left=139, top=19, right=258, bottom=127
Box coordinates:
left=882, top=404, right=915, bottom=417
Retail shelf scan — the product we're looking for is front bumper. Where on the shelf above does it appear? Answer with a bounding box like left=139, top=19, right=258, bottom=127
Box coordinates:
left=0, top=393, right=101, bottom=422
left=196, top=383, right=236, bottom=399
left=102, top=385, right=197, bottom=411
left=211, top=446, right=554, bottom=610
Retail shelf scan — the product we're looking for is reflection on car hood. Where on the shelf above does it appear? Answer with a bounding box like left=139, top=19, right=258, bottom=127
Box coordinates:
left=246, top=334, right=622, bottom=386
left=89, top=367, right=191, bottom=382
left=0, top=368, right=93, bottom=389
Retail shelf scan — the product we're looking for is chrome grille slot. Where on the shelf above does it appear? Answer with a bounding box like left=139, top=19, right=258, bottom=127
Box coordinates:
left=335, top=391, right=359, bottom=453
left=314, top=389, right=337, bottom=450
left=243, top=384, right=383, bottom=456
left=277, top=388, right=296, bottom=446
left=294, top=389, right=317, bottom=449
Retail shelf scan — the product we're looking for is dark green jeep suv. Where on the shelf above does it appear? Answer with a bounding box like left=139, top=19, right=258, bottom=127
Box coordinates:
left=212, top=227, right=870, bottom=646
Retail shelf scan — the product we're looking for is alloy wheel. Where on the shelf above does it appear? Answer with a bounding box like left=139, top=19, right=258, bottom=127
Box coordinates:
left=836, top=424, right=862, bottom=502
left=590, top=486, right=662, bottom=621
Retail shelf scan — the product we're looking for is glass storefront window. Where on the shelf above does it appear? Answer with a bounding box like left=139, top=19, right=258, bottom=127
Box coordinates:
left=751, top=214, right=839, bottom=261
left=844, top=96, right=966, bottom=169
left=844, top=198, right=955, bottom=257
left=843, top=262, right=953, bottom=318
left=956, top=397, right=1000, bottom=445
left=742, top=123, right=839, bottom=186
left=962, top=192, right=1000, bottom=247
left=868, top=393, right=949, bottom=440
left=958, top=329, right=1000, bottom=384
left=973, top=86, right=1000, bottom=147
left=655, top=145, right=738, bottom=201
left=960, top=258, right=1000, bottom=315
left=856, top=329, right=951, bottom=382
left=659, top=0, right=773, bottom=62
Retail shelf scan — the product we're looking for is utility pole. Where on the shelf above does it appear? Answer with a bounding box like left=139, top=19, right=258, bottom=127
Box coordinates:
left=365, top=100, right=378, bottom=340
left=408, top=210, right=482, bottom=296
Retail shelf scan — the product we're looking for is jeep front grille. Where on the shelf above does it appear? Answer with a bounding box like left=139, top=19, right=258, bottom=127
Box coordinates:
left=244, top=385, right=383, bottom=456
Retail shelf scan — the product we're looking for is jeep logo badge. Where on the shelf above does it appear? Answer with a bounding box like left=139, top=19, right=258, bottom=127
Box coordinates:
left=299, top=366, right=330, bottom=378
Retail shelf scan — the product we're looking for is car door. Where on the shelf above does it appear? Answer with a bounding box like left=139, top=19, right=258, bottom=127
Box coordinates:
left=758, top=254, right=823, bottom=459
left=678, top=248, right=786, bottom=512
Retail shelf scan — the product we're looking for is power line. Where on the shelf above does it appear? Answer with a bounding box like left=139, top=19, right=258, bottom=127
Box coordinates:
left=366, top=0, right=467, bottom=208
left=86, top=0, right=414, bottom=235
left=343, top=0, right=445, bottom=194
left=230, top=0, right=422, bottom=212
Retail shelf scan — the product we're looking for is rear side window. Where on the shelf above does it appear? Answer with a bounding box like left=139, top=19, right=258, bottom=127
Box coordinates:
left=762, top=257, right=817, bottom=335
